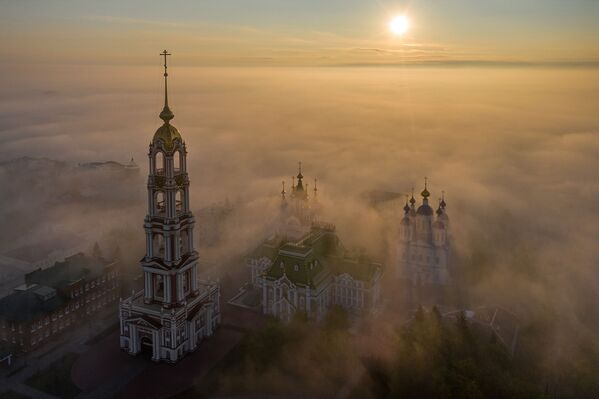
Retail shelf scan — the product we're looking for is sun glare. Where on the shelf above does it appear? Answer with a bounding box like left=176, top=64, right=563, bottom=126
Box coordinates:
left=389, top=15, right=409, bottom=36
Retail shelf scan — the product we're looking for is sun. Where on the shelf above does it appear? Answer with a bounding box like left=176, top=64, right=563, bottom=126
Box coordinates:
left=389, top=15, right=409, bottom=36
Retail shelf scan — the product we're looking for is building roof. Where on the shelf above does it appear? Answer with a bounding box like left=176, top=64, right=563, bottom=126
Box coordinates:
left=248, top=235, right=284, bottom=260
left=25, top=252, right=109, bottom=290
left=332, top=257, right=381, bottom=282
left=0, top=285, right=64, bottom=323
left=0, top=253, right=113, bottom=323
left=261, top=225, right=380, bottom=288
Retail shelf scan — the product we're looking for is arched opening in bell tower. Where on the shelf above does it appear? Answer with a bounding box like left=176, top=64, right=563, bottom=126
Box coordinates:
left=155, top=191, right=165, bottom=214
left=175, top=190, right=183, bottom=213
left=153, top=234, right=165, bottom=258
left=180, top=229, right=189, bottom=255
left=182, top=269, right=192, bottom=295
left=174, top=150, right=181, bottom=173
left=154, top=274, right=165, bottom=301
left=155, top=151, right=165, bottom=174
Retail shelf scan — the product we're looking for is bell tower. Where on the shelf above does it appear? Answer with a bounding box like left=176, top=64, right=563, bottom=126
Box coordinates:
left=119, top=51, right=220, bottom=363
left=142, top=50, right=198, bottom=307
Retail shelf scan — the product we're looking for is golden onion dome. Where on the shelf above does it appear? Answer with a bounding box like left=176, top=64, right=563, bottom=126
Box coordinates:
left=153, top=123, right=181, bottom=151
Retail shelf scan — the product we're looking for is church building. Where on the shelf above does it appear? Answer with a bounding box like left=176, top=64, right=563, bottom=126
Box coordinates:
left=248, top=223, right=382, bottom=322
left=396, top=179, right=450, bottom=285
left=246, top=167, right=382, bottom=322
left=119, top=52, right=220, bottom=363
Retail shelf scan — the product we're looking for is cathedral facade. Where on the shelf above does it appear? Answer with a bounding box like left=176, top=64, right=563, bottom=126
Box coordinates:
left=396, top=180, right=450, bottom=285
left=249, top=224, right=382, bottom=322
left=119, top=52, right=220, bottom=363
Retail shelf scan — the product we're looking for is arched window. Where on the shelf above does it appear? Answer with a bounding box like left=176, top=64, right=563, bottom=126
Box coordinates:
left=155, top=151, right=165, bottom=174
left=154, top=274, right=164, bottom=299
left=174, top=150, right=181, bottom=173
left=175, top=190, right=183, bottom=212
left=182, top=271, right=189, bottom=294
left=153, top=234, right=165, bottom=257
left=180, top=230, right=189, bottom=254
left=155, top=191, right=165, bottom=214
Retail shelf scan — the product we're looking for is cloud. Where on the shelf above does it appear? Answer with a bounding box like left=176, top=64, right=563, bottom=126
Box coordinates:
left=1, top=64, right=598, bottom=391
left=83, top=15, right=188, bottom=29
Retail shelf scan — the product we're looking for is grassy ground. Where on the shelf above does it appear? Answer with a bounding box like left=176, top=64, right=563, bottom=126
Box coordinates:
left=25, top=352, right=81, bottom=399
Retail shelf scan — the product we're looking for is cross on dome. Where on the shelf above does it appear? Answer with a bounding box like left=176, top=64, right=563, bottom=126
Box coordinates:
left=159, top=50, right=174, bottom=123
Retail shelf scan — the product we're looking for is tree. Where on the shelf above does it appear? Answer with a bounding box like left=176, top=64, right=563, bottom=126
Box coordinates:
left=324, top=305, right=350, bottom=332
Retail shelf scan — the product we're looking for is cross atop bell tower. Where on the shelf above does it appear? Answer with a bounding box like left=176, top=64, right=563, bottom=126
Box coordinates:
left=159, top=50, right=174, bottom=123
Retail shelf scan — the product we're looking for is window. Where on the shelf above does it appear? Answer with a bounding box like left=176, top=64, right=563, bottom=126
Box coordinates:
left=155, top=151, right=165, bottom=173
left=175, top=190, right=183, bottom=212
left=182, top=271, right=190, bottom=294
left=155, top=191, right=165, bottom=214
left=153, top=234, right=165, bottom=257
left=174, top=150, right=181, bottom=172
left=154, top=274, right=165, bottom=300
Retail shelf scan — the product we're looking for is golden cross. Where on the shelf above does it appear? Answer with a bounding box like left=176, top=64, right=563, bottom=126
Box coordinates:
left=160, top=50, right=171, bottom=77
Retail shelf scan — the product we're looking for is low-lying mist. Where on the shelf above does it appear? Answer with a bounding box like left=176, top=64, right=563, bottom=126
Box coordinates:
left=1, top=64, right=598, bottom=395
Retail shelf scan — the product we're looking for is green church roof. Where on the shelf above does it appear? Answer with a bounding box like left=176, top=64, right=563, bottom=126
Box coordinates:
left=259, top=226, right=381, bottom=288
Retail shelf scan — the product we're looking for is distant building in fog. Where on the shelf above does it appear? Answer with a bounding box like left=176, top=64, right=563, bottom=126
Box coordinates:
left=77, top=158, right=139, bottom=173
left=396, top=179, right=450, bottom=285
left=119, top=53, right=220, bottom=363
left=277, top=163, right=320, bottom=241
left=0, top=252, right=119, bottom=353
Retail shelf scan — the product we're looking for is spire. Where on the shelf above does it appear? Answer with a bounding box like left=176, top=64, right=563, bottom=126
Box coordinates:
left=440, top=190, right=446, bottom=209
left=403, top=195, right=410, bottom=214
left=313, top=178, right=318, bottom=201
left=409, top=186, right=416, bottom=206
left=421, top=176, right=430, bottom=198
left=295, top=161, right=304, bottom=192
left=436, top=199, right=443, bottom=216
left=159, top=50, right=174, bottom=124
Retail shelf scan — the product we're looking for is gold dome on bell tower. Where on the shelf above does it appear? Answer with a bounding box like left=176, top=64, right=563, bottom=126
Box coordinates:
left=153, top=50, right=182, bottom=152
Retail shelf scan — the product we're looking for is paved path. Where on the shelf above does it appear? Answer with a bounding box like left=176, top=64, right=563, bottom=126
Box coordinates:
left=116, top=327, right=244, bottom=399
left=68, top=303, right=267, bottom=398
left=10, top=383, right=60, bottom=399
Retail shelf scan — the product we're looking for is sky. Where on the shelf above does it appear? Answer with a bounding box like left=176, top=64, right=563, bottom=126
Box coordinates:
left=1, top=0, right=599, bottom=66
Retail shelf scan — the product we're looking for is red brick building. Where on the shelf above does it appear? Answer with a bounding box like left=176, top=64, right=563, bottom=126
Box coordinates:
left=0, top=252, right=119, bottom=353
